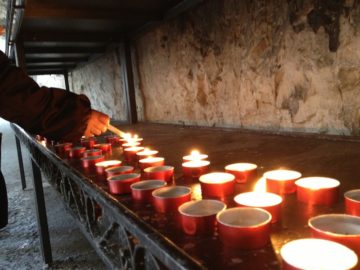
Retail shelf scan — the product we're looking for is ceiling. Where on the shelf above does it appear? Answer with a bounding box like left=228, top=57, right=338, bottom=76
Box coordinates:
left=5, top=0, right=203, bottom=75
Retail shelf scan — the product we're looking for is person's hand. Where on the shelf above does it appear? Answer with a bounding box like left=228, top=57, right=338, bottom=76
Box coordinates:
left=83, top=109, right=110, bottom=137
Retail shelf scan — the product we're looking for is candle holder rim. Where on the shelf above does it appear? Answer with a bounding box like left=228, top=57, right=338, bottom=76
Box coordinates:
left=55, top=142, right=73, bottom=147
left=136, top=149, right=159, bottom=155
left=216, top=207, right=272, bottom=228
left=81, top=155, right=104, bottom=161
left=199, top=172, right=235, bottom=184
left=124, top=146, right=145, bottom=151
left=94, top=143, right=111, bottom=146
left=182, top=160, right=210, bottom=167
left=295, top=176, right=340, bottom=189
left=139, top=156, right=165, bottom=163
left=85, top=149, right=102, bottom=153
left=280, top=238, right=358, bottom=269
left=344, top=189, right=360, bottom=202
left=95, top=160, right=122, bottom=167
left=263, top=169, right=302, bottom=181
left=130, top=180, right=167, bottom=190
left=105, top=165, right=134, bottom=172
left=70, top=146, right=86, bottom=150
left=309, top=214, right=360, bottom=237
left=122, top=142, right=141, bottom=147
left=178, top=199, right=226, bottom=217
left=183, top=153, right=208, bottom=161
left=107, top=173, right=140, bottom=182
left=225, top=163, right=258, bottom=171
left=144, top=165, right=174, bottom=173
left=152, top=186, right=191, bottom=199
left=234, top=191, right=283, bottom=207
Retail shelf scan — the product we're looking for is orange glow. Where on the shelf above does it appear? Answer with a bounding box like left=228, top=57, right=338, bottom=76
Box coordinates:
left=253, top=177, right=267, bottom=192
left=139, top=157, right=164, bottom=164
left=95, top=160, right=122, bottom=168
left=199, top=172, right=235, bottom=184
left=295, top=177, right=340, bottom=190
left=263, top=169, right=302, bottom=181
left=191, top=150, right=200, bottom=156
left=234, top=192, right=282, bottom=207
left=225, top=163, right=257, bottom=171
left=182, top=160, right=210, bottom=168
left=124, top=146, right=144, bottom=152
left=122, top=142, right=141, bottom=148
left=122, top=133, right=131, bottom=139
left=183, top=150, right=208, bottom=161
left=191, top=184, right=203, bottom=200
left=136, top=148, right=158, bottom=157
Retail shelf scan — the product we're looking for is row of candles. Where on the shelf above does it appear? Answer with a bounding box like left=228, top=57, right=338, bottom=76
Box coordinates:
left=50, top=132, right=360, bottom=269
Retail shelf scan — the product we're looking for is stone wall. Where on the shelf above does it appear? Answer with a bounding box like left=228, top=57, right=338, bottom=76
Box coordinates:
left=69, top=49, right=128, bottom=121
left=32, top=74, right=65, bottom=89
left=135, top=0, right=360, bottom=135
left=34, top=0, right=360, bottom=136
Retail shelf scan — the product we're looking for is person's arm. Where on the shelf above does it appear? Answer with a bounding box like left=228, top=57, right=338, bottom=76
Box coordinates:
left=0, top=50, right=108, bottom=141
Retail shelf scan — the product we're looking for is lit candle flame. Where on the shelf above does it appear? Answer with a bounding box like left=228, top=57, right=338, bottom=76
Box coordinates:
left=191, top=150, right=200, bottom=156
left=122, top=133, right=131, bottom=139
left=254, top=177, right=267, bottom=192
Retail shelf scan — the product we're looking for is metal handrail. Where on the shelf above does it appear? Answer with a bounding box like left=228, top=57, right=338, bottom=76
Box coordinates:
left=5, top=0, right=25, bottom=58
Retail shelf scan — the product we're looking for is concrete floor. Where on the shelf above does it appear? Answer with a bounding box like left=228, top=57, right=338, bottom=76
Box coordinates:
left=0, top=118, right=105, bottom=270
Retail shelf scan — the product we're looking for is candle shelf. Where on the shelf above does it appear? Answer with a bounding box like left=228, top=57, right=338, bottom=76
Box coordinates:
left=12, top=122, right=360, bottom=270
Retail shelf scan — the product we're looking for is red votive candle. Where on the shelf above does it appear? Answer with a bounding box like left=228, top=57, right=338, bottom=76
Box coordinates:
left=139, top=157, right=165, bottom=171
left=199, top=172, right=235, bottom=198
left=136, top=148, right=159, bottom=160
left=81, top=137, right=97, bottom=148
left=264, top=169, right=302, bottom=194
left=67, top=146, right=86, bottom=159
left=225, top=163, right=258, bottom=183
left=280, top=238, right=358, bottom=270
left=143, top=165, right=174, bottom=182
left=234, top=192, right=283, bottom=223
left=295, top=177, right=340, bottom=206
left=105, top=166, right=134, bottom=178
left=83, top=148, right=102, bottom=157
left=345, top=189, right=360, bottom=217
left=178, top=199, right=226, bottom=236
left=105, top=135, right=120, bottom=145
left=123, top=146, right=144, bottom=164
left=95, top=160, right=122, bottom=175
left=216, top=207, right=272, bottom=249
left=182, top=160, right=210, bottom=179
left=94, top=143, right=112, bottom=152
left=183, top=150, right=208, bottom=161
left=122, top=142, right=141, bottom=150
left=54, top=142, right=73, bottom=155
left=152, top=186, right=192, bottom=213
left=81, top=155, right=105, bottom=168
left=107, top=173, right=141, bottom=194
left=131, top=180, right=167, bottom=203
left=120, top=135, right=143, bottom=146
left=309, top=214, right=360, bottom=257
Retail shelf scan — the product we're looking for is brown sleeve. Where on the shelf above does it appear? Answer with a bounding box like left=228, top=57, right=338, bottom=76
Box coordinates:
left=0, top=51, right=91, bottom=142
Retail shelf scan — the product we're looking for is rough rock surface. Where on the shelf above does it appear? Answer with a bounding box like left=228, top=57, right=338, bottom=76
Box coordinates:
left=69, top=49, right=128, bottom=121
left=134, top=0, right=360, bottom=135
left=32, top=0, right=360, bottom=136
